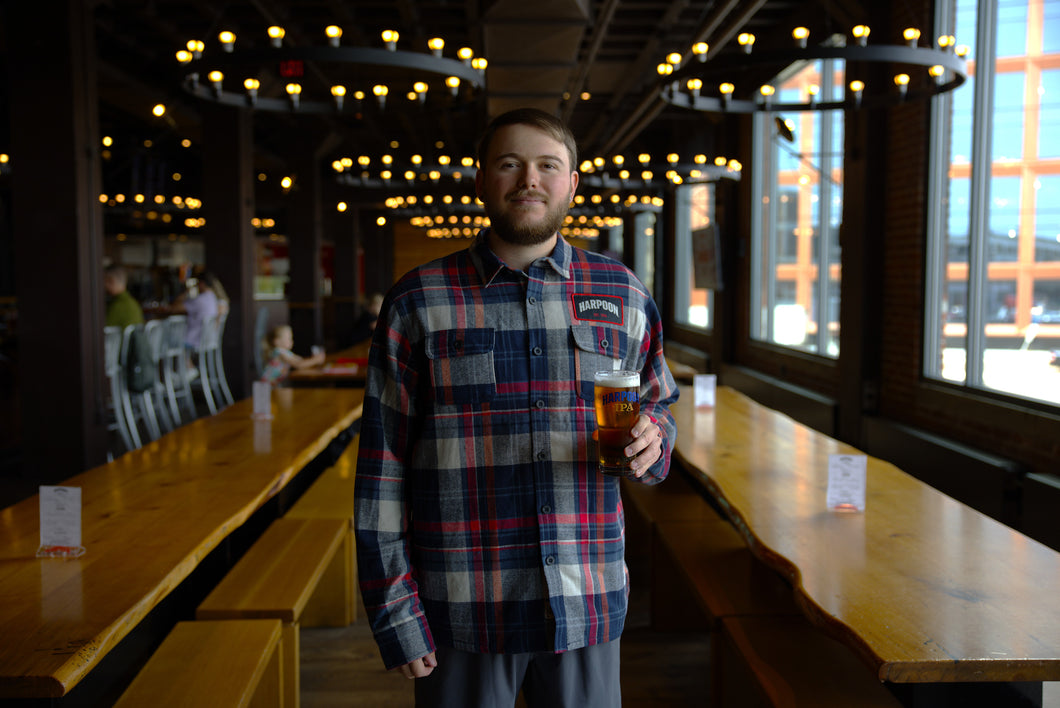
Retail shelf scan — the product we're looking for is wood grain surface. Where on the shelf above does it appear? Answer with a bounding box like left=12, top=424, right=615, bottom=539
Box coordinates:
left=287, top=342, right=372, bottom=385
left=0, top=388, right=363, bottom=698
left=671, top=385, right=1060, bottom=683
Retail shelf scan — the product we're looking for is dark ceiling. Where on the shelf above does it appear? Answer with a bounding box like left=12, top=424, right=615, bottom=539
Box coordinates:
left=84, top=0, right=872, bottom=219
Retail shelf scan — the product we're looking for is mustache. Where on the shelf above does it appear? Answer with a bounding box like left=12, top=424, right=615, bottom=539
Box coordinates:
left=505, top=190, right=548, bottom=202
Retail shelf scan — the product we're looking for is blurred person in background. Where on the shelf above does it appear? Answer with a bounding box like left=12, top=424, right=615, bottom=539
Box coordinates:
left=104, top=264, right=144, bottom=329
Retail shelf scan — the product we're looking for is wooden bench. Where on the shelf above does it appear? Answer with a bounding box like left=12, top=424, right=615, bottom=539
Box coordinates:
left=716, top=615, right=902, bottom=708
left=621, top=471, right=795, bottom=630
left=114, top=619, right=283, bottom=708
left=621, top=468, right=721, bottom=604
left=651, top=518, right=800, bottom=631
left=624, top=472, right=900, bottom=706
left=196, top=517, right=350, bottom=708
left=285, top=437, right=359, bottom=623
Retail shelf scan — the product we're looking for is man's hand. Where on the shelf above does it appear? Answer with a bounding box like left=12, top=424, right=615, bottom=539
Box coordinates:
left=396, top=652, right=437, bottom=679
left=625, top=414, right=664, bottom=477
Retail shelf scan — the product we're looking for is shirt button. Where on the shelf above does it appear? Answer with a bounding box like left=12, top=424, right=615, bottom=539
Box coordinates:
left=535, top=399, right=545, bottom=409
left=532, top=346, right=542, bottom=356
left=537, top=451, right=547, bottom=461
left=600, top=339, right=609, bottom=349
left=545, top=555, right=555, bottom=565
left=541, top=504, right=551, bottom=514
left=528, top=297, right=537, bottom=305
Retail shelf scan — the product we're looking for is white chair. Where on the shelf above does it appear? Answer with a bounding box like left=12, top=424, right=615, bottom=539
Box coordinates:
left=212, top=310, right=235, bottom=407
left=120, top=324, right=161, bottom=443
left=143, top=319, right=174, bottom=434
left=162, top=315, right=196, bottom=423
left=104, top=325, right=140, bottom=453
left=194, top=315, right=220, bottom=415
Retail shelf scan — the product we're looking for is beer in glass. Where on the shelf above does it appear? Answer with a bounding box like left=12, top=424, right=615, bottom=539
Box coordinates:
left=594, top=370, right=640, bottom=475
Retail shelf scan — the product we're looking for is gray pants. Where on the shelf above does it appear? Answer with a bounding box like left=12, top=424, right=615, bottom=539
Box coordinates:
left=414, top=640, right=621, bottom=708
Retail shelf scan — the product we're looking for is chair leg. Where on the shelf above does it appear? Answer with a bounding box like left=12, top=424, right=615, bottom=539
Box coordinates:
left=138, top=391, right=162, bottom=441
left=162, top=363, right=182, bottom=425
left=215, top=350, right=235, bottom=406
left=177, top=359, right=197, bottom=421
left=120, top=383, right=143, bottom=450
left=198, top=353, right=217, bottom=415
left=109, top=376, right=137, bottom=452
left=153, top=383, right=174, bottom=433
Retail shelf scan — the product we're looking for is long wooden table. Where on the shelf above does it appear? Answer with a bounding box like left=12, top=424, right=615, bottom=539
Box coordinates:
left=672, top=385, right=1060, bottom=685
left=0, top=388, right=364, bottom=699
left=288, top=341, right=371, bottom=386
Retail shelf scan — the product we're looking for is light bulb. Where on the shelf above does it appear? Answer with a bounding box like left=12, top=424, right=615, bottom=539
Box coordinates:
left=267, top=26, right=285, bottom=48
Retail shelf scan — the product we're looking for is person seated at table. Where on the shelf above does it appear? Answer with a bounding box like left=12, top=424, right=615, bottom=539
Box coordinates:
left=260, top=324, right=325, bottom=386
left=104, top=265, right=144, bottom=329
left=168, top=271, right=222, bottom=376
left=349, top=292, right=384, bottom=344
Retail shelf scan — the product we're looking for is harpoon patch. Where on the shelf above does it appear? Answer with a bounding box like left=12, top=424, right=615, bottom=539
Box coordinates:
left=571, top=294, right=624, bottom=325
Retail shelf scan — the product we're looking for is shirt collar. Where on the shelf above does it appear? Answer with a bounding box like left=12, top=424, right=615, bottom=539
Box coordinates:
left=470, top=229, right=573, bottom=285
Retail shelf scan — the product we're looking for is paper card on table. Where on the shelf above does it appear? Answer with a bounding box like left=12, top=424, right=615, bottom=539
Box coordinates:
left=37, top=486, right=85, bottom=558
left=254, top=419, right=273, bottom=454
left=694, top=374, right=717, bottom=408
left=826, top=454, right=867, bottom=511
left=252, top=380, right=273, bottom=419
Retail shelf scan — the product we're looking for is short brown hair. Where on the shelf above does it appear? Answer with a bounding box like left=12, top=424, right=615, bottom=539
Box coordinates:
left=476, top=108, right=578, bottom=171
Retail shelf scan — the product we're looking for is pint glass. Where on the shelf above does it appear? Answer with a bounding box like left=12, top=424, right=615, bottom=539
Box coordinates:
left=594, top=370, right=640, bottom=475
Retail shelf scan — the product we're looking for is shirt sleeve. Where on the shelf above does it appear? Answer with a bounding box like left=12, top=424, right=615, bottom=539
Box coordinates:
left=353, top=296, right=435, bottom=669
left=634, top=296, right=680, bottom=485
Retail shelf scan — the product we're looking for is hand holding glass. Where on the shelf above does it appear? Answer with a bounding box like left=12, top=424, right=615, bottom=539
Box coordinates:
left=594, top=370, right=640, bottom=475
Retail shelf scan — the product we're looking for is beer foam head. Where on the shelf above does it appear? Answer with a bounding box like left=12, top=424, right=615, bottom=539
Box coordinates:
left=594, top=370, right=640, bottom=388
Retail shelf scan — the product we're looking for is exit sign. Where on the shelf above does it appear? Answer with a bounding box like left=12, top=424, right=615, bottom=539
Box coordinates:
left=279, top=60, right=304, bottom=78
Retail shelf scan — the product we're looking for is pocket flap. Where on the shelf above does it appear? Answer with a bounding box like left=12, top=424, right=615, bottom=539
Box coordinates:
left=425, top=328, right=495, bottom=359
left=571, top=324, right=629, bottom=361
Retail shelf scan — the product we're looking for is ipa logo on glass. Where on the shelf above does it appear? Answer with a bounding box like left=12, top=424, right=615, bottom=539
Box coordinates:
left=593, top=370, right=640, bottom=475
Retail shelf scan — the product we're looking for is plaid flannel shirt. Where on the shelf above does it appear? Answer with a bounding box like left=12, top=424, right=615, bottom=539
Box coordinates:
left=354, top=231, right=678, bottom=669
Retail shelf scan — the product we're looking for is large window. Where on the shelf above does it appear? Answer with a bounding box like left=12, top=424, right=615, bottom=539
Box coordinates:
left=674, top=183, right=716, bottom=329
left=751, top=59, right=844, bottom=357
left=925, top=0, right=1060, bottom=407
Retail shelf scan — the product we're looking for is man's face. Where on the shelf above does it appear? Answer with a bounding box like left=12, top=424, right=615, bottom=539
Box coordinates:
left=475, top=123, right=579, bottom=246
left=103, top=274, right=122, bottom=296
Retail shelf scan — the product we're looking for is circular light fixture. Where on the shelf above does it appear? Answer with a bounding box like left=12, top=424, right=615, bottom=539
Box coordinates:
left=661, top=27, right=968, bottom=113
left=179, top=27, right=485, bottom=114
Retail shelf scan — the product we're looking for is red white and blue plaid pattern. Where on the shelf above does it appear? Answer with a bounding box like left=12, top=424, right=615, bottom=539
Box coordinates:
left=355, top=231, right=679, bottom=669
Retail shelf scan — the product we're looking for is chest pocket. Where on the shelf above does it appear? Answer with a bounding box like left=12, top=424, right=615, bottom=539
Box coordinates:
left=425, top=328, right=497, bottom=405
left=571, top=324, right=631, bottom=401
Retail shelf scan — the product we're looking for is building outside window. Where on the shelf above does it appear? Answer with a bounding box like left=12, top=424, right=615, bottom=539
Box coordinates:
left=925, top=0, right=1060, bottom=407
left=674, top=183, right=716, bottom=329
left=751, top=58, right=844, bottom=357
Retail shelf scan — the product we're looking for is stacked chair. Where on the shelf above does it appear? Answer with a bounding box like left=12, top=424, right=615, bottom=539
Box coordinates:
left=143, top=319, right=174, bottom=435
left=120, top=324, right=162, bottom=444
left=106, top=312, right=234, bottom=457
left=104, top=325, right=140, bottom=455
left=161, top=315, right=196, bottom=423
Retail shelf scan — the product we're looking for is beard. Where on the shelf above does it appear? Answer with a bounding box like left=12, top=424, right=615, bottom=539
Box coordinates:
left=486, top=188, right=572, bottom=246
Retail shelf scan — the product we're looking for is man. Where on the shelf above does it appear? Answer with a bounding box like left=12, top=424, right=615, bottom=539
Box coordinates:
left=354, top=108, right=679, bottom=708
left=171, top=272, right=219, bottom=351
left=103, top=264, right=144, bottom=328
